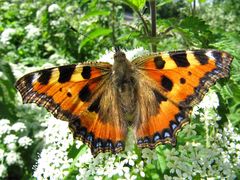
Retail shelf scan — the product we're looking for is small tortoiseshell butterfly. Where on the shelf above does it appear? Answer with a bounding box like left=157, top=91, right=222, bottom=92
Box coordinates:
left=16, top=48, right=233, bottom=156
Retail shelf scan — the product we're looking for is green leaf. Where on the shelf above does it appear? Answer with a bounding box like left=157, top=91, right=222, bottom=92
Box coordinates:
left=1, top=62, right=16, bottom=85
left=80, top=10, right=110, bottom=21
left=156, top=0, right=172, bottom=8
left=79, top=28, right=112, bottom=50
left=121, top=0, right=146, bottom=11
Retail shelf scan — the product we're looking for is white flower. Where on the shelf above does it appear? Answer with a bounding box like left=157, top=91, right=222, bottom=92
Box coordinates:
left=0, top=28, right=16, bottom=45
left=75, top=141, right=83, bottom=149
left=1, top=2, right=11, bottom=10
left=49, top=17, right=65, bottom=27
left=50, top=20, right=60, bottom=27
left=140, top=171, right=145, bottom=177
left=122, top=151, right=138, bottom=166
left=7, top=143, right=17, bottom=151
left=0, top=149, right=4, bottom=161
left=98, top=48, right=148, bottom=64
left=11, top=122, right=26, bottom=132
left=36, top=6, right=46, bottom=19
left=25, top=24, right=40, bottom=39
left=0, top=119, right=11, bottom=136
left=65, top=5, right=75, bottom=14
left=18, top=136, right=33, bottom=148
left=197, top=91, right=219, bottom=109
left=4, top=134, right=18, bottom=144
left=49, top=53, right=68, bottom=65
left=48, top=4, right=60, bottom=13
left=0, top=164, right=7, bottom=178
left=6, top=151, right=21, bottom=165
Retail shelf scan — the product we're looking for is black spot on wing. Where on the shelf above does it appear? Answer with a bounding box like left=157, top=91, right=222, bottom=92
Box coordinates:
left=81, top=66, right=91, bottom=79
left=193, top=51, right=209, bottom=65
left=153, top=89, right=167, bottom=103
left=180, top=78, right=186, bottom=84
left=161, top=75, right=173, bottom=91
left=79, top=85, right=91, bottom=102
left=88, top=96, right=101, bottom=113
left=58, top=65, right=76, bottom=83
left=67, top=92, right=72, bottom=97
left=169, top=51, right=190, bottom=67
left=38, top=69, right=52, bottom=85
left=154, top=56, right=165, bottom=69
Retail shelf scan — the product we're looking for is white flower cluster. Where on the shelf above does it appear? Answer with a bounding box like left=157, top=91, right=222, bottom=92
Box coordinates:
left=49, top=53, right=68, bottom=65
left=0, top=119, right=33, bottom=178
left=33, top=115, right=74, bottom=179
left=164, top=92, right=240, bottom=179
left=74, top=141, right=150, bottom=180
left=0, top=28, right=16, bottom=45
left=33, top=114, right=151, bottom=179
left=25, top=24, right=41, bottom=39
left=48, top=4, right=60, bottom=13
left=1, top=2, right=11, bottom=11
left=215, top=123, right=240, bottom=169
left=50, top=17, right=65, bottom=27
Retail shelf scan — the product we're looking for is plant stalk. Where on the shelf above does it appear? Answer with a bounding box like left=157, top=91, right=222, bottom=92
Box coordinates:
left=111, top=1, right=117, bottom=48
left=192, top=0, right=196, bottom=16
left=136, top=10, right=149, bottom=36
left=149, top=0, right=157, bottom=52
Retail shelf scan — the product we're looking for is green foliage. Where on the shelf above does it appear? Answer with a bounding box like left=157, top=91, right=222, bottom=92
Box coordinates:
left=0, top=0, right=239, bottom=179
left=121, top=0, right=147, bottom=11
left=0, top=61, right=17, bottom=120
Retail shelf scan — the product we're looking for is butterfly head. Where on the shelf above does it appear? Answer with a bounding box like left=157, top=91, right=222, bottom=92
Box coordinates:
left=113, top=47, right=127, bottom=64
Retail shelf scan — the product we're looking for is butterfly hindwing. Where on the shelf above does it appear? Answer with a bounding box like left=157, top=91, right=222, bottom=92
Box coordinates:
left=16, top=62, right=127, bottom=156
left=133, top=50, right=233, bottom=148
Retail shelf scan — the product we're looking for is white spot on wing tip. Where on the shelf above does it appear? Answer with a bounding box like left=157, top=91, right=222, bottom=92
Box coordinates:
left=206, top=51, right=215, bottom=59
left=32, top=73, right=40, bottom=82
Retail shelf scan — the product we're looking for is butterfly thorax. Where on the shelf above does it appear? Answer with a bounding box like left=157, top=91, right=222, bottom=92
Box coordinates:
left=112, top=51, right=138, bottom=124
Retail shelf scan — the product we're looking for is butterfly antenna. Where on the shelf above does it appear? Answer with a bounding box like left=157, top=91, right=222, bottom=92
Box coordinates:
left=114, top=46, right=121, bottom=52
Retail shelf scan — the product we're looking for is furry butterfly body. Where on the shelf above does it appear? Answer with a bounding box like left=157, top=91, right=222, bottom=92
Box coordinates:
left=16, top=49, right=233, bottom=156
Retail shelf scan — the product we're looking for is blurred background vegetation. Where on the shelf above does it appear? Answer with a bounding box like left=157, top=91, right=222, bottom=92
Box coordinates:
left=0, top=0, right=240, bottom=179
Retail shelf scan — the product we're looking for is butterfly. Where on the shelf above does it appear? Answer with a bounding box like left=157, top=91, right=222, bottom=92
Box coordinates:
left=15, top=48, right=233, bottom=156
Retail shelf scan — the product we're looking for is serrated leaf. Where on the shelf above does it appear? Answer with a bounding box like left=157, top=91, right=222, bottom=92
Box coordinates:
left=79, top=28, right=112, bottom=50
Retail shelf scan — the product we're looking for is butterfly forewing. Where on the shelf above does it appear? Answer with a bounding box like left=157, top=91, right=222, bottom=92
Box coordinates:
left=133, top=50, right=233, bottom=148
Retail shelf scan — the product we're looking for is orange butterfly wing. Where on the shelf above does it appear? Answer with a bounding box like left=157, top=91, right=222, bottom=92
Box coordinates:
left=133, top=50, right=233, bottom=148
left=16, top=62, right=126, bottom=156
